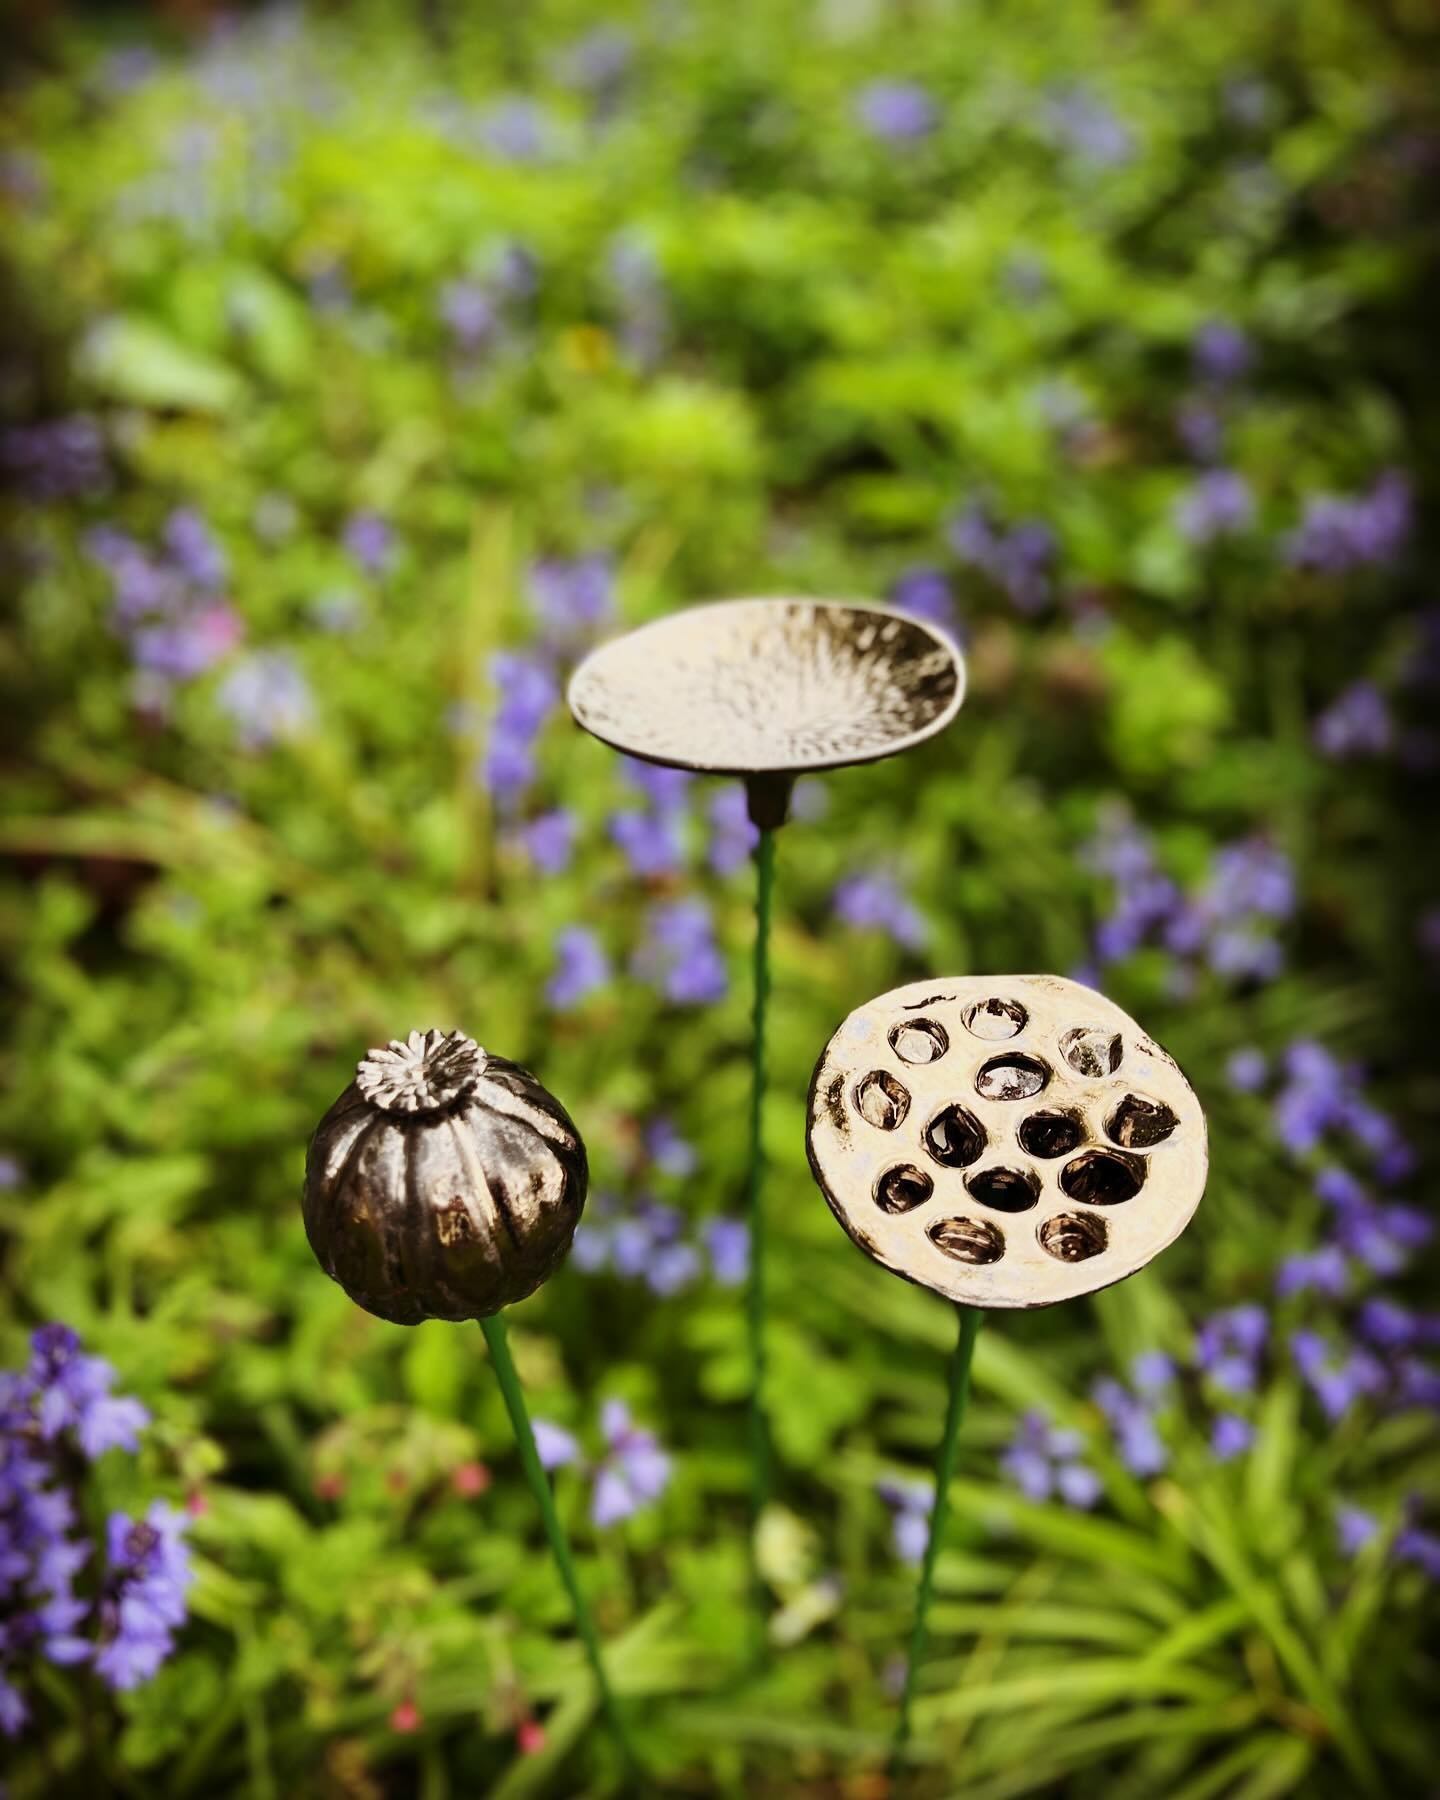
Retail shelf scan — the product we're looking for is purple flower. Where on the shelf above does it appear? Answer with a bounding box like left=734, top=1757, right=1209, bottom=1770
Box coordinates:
left=1195, top=1306, right=1268, bottom=1394
left=93, top=1503, right=192, bottom=1691
left=532, top=1420, right=581, bottom=1471
left=479, top=98, right=557, bottom=164
left=1132, top=1352, right=1177, bottom=1396
left=1175, top=469, right=1254, bottom=543
left=633, top=900, right=727, bottom=1005
left=2, top=1328, right=183, bottom=1724
left=948, top=502, right=1057, bottom=613
left=609, top=809, right=684, bottom=877
left=1192, top=321, right=1253, bottom=385
left=517, top=810, right=575, bottom=875
left=1042, top=86, right=1135, bottom=169
left=25, top=1326, right=151, bottom=1456
left=1395, top=1527, right=1440, bottom=1580
left=877, top=1476, right=933, bottom=1562
left=491, top=651, right=559, bottom=734
left=607, top=235, right=668, bottom=367
left=645, top=1118, right=697, bottom=1178
left=1275, top=1246, right=1348, bottom=1300
left=1176, top=396, right=1226, bottom=463
left=646, top=1240, right=703, bottom=1296
left=1092, top=1379, right=1168, bottom=1476
left=132, top=603, right=242, bottom=678
left=707, top=786, right=759, bottom=876
left=163, top=508, right=226, bottom=589
left=1210, top=1414, right=1254, bottom=1460
left=1, top=415, right=108, bottom=501
left=1289, top=1330, right=1386, bottom=1420
left=856, top=80, right=938, bottom=144
left=547, top=926, right=610, bottom=1010
left=1226, top=1048, right=1268, bottom=1093
left=1313, top=683, right=1392, bottom=758
left=216, top=651, right=314, bottom=749
left=439, top=278, right=496, bottom=352
left=889, top=566, right=959, bottom=634
left=590, top=1401, right=671, bottom=1527
left=528, top=556, right=614, bottom=643
left=559, top=26, right=632, bottom=100
left=480, top=651, right=559, bottom=807
left=1336, top=1503, right=1380, bottom=1556
left=1001, top=1411, right=1102, bottom=1507
left=832, top=871, right=927, bottom=951
left=1287, top=471, right=1410, bottom=573
left=704, top=1218, right=749, bottom=1286
left=0, top=1154, right=21, bottom=1190
left=620, top=756, right=692, bottom=814
left=342, top=511, right=396, bottom=576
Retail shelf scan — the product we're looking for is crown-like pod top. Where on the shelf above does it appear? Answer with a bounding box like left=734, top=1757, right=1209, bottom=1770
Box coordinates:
left=567, top=598, right=963, bottom=780
left=806, top=976, right=1207, bottom=1309
left=303, top=1029, right=588, bottom=1326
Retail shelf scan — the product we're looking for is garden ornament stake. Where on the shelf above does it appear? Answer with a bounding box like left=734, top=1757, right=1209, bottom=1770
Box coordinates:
left=570, top=597, right=963, bottom=1630
left=302, top=1027, right=639, bottom=1778
left=806, top=975, right=1207, bottom=1774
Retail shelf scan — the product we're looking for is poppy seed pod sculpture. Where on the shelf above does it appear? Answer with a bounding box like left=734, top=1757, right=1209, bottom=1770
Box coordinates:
left=806, top=975, right=1207, bottom=1770
left=303, top=1028, right=588, bottom=1325
left=300, top=1028, right=637, bottom=1774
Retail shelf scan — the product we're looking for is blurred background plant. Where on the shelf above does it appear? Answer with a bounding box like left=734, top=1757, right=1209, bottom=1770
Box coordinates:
left=1, top=0, right=1437, bottom=1793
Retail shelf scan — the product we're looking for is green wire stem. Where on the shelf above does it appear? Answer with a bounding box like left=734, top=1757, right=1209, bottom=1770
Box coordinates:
left=478, top=1314, right=640, bottom=1781
left=890, top=1305, right=983, bottom=1777
left=745, top=824, right=777, bottom=1630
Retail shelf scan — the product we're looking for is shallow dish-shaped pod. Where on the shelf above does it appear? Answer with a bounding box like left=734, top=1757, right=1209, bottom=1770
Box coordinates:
left=805, top=974, right=1207, bottom=1309
left=567, top=597, right=963, bottom=825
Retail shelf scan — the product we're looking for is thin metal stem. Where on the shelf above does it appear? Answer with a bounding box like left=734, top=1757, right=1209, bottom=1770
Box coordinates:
left=744, top=824, right=777, bottom=1638
left=890, top=1305, right=982, bottom=1778
left=478, top=1314, right=640, bottom=1781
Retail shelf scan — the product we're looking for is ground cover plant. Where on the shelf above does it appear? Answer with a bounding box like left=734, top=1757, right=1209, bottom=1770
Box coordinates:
left=2, top=0, right=1438, bottom=1793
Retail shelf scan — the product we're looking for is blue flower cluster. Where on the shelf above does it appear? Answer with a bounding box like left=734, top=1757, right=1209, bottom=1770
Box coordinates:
left=1, top=1326, right=192, bottom=1737
left=1086, top=1040, right=1437, bottom=1566
left=1080, top=809, right=1295, bottom=989
left=533, top=1399, right=671, bottom=1528
left=1000, top=1411, right=1103, bottom=1508
left=569, top=1118, right=748, bottom=1297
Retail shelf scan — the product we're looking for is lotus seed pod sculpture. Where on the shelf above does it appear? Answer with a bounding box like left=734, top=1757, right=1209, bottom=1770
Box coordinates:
left=808, top=975, right=1209, bottom=1769
left=303, top=1028, right=588, bottom=1326
left=807, top=974, right=1207, bottom=1309
left=567, top=596, right=964, bottom=825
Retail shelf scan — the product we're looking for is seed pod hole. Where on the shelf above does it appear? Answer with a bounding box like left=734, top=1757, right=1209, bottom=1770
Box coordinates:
left=1039, top=1211, right=1108, bottom=1262
left=889, top=1019, right=949, bottom=1065
left=928, top=1215, right=1005, bottom=1265
left=1017, top=1110, right=1085, bottom=1158
left=1106, top=1093, right=1178, bottom=1149
left=963, top=1166, right=1040, bottom=1213
left=854, top=1069, right=910, bottom=1131
left=922, top=1104, right=987, bottom=1169
left=975, top=1053, right=1050, bottom=1102
left=1059, top=1149, right=1145, bottom=1205
left=962, top=997, right=1027, bottom=1041
left=874, top=1164, right=934, bottom=1215
left=1060, top=1026, right=1123, bottom=1078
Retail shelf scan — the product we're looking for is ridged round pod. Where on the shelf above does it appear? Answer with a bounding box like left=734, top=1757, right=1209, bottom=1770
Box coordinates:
left=302, top=1028, right=587, bottom=1325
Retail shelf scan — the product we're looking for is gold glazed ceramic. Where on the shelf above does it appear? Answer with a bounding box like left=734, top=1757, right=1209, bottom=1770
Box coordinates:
left=806, top=976, right=1207, bottom=1309
left=303, top=1029, right=588, bottom=1326
left=566, top=597, right=964, bottom=779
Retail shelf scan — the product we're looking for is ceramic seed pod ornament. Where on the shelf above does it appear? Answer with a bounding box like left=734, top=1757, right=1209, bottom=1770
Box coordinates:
left=303, top=1029, right=587, bottom=1326
left=568, top=596, right=963, bottom=825
left=807, top=976, right=1206, bottom=1309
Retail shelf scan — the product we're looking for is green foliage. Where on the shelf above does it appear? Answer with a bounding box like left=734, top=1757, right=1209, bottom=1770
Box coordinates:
left=1, top=0, right=1436, bottom=1794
